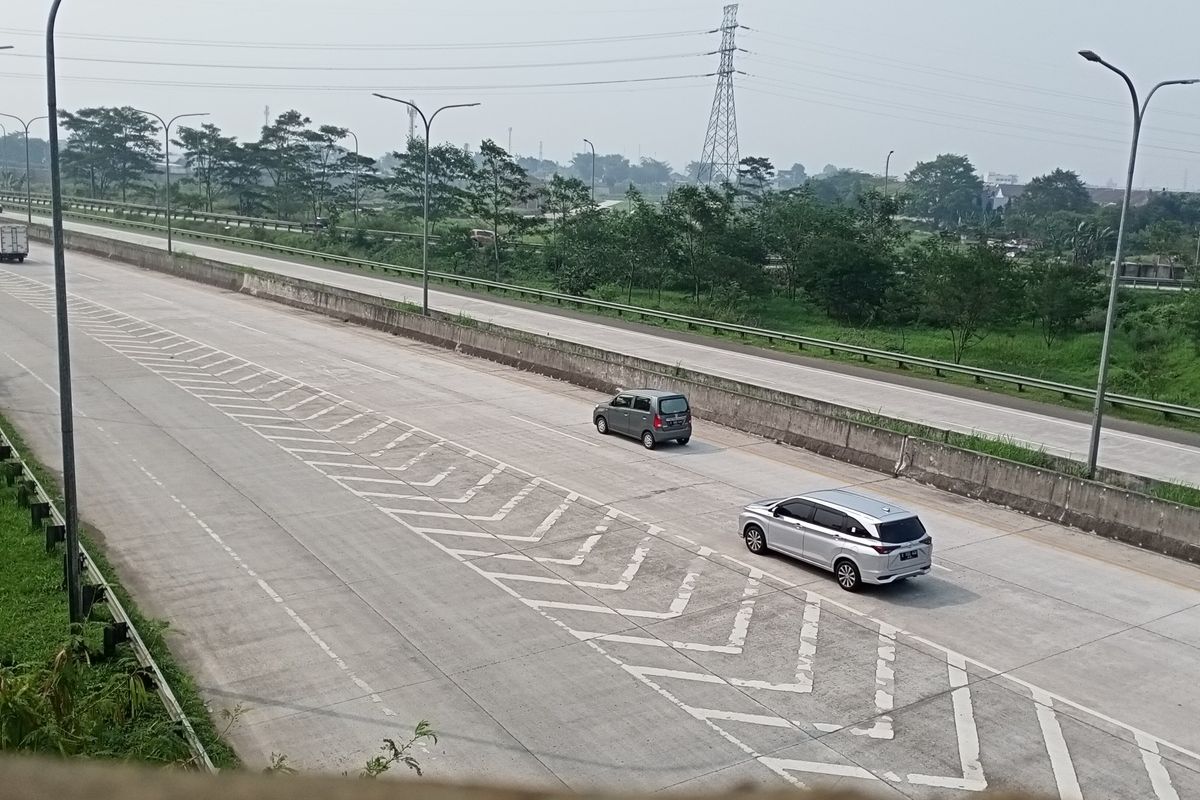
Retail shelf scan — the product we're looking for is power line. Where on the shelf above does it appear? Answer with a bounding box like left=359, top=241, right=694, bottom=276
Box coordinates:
left=4, top=50, right=708, bottom=73
left=0, top=70, right=714, bottom=93
left=0, top=26, right=707, bottom=52
left=738, top=79, right=1200, bottom=166
left=745, top=52, right=1200, bottom=144
left=746, top=74, right=1200, bottom=157
left=743, top=29, right=1200, bottom=124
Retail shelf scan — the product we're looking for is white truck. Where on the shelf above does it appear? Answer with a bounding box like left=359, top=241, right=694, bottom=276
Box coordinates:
left=0, top=224, right=28, bottom=263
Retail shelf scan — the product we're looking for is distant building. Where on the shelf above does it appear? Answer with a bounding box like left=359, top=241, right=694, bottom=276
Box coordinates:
left=983, top=171, right=1019, bottom=186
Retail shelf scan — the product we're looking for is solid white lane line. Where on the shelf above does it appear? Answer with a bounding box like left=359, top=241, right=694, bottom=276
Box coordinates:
left=229, top=320, right=269, bottom=335
left=1136, top=733, right=1181, bottom=800
left=511, top=414, right=600, bottom=447
left=1031, top=690, right=1083, bottom=800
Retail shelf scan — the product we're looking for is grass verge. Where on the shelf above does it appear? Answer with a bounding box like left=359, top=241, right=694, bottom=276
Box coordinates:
left=0, top=414, right=238, bottom=768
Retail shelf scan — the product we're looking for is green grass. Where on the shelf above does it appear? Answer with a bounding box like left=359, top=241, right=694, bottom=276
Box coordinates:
left=0, top=416, right=238, bottom=768
left=1152, top=481, right=1200, bottom=508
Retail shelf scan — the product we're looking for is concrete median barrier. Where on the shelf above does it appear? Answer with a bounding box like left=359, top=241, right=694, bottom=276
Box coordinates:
left=26, top=223, right=1200, bottom=564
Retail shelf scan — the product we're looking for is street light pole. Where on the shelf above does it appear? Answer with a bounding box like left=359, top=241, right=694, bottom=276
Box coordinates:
left=345, top=129, right=360, bottom=227
left=883, top=149, right=894, bottom=194
left=45, top=0, right=83, bottom=625
left=134, top=110, right=208, bottom=255
left=0, top=114, right=47, bottom=225
left=583, top=138, right=596, bottom=202
left=1077, top=50, right=1199, bottom=478
left=373, top=94, right=479, bottom=316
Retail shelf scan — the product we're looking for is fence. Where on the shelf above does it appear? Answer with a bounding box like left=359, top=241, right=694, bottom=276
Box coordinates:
left=4, top=195, right=1199, bottom=422
left=0, top=424, right=215, bottom=772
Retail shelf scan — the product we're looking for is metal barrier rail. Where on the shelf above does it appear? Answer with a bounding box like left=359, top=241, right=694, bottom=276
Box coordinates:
left=2, top=192, right=427, bottom=241
left=7, top=201, right=1200, bottom=421
left=0, top=425, right=216, bottom=773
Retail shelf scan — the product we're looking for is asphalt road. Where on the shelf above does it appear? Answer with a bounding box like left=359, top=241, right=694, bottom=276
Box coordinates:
left=4, top=210, right=1199, bottom=486
left=2, top=244, right=1199, bottom=797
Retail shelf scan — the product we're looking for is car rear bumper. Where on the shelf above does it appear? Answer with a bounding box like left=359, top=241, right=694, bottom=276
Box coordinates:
left=866, top=565, right=931, bottom=584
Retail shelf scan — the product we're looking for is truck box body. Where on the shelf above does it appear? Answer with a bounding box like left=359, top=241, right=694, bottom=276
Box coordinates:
left=0, top=225, right=29, bottom=262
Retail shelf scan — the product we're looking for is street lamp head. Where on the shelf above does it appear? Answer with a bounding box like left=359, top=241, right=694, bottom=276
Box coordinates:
left=1078, top=49, right=1102, bottom=63
left=0, top=45, right=13, bottom=51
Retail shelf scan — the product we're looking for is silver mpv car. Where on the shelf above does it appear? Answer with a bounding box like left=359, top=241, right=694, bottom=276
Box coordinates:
left=738, top=489, right=932, bottom=591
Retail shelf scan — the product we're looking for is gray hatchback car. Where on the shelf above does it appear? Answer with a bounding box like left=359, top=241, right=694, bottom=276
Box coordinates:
left=738, top=489, right=932, bottom=591
left=593, top=389, right=692, bottom=449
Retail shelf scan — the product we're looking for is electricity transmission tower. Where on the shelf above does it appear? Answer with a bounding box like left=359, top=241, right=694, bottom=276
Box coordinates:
left=696, top=3, right=742, bottom=186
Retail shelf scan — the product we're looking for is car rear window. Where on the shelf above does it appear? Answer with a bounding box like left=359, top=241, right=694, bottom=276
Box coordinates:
left=878, top=517, right=927, bottom=543
left=659, top=396, right=689, bottom=414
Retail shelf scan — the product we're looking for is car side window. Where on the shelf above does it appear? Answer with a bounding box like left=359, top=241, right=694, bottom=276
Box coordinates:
left=812, top=507, right=847, bottom=532
left=777, top=500, right=815, bottom=522
left=843, top=519, right=869, bottom=537
left=611, top=395, right=632, bottom=408
left=633, top=397, right=652, bottom=412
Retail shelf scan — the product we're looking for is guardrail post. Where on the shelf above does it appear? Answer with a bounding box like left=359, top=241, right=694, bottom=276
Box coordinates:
left=30, top=500, right=50, bottom=529
left=0, top=444, right=10, bottom=460
left=16, top=480, right=32, bottom=507
left=81, top=583, right=107, bottom=618
left=46, top=523, right=65, bottom=552
left=103, top=621, right=130, bottom=659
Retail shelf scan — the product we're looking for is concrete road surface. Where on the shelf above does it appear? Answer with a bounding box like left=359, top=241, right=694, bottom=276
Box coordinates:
left=4, top=210, right=1198, bottom=486
left=1, top=245, right=1199, bottom=797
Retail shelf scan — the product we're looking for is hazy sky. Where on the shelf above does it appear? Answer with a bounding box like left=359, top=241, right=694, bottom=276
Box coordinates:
left=3, top=0, right=1200, bottom=189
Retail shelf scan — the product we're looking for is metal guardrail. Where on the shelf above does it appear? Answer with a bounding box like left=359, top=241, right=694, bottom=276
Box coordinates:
left=0, top=425, right=216, bottom=773
left=1, top=192, right=438, bottom=243
left=7, top=199, right=1200, bottom=421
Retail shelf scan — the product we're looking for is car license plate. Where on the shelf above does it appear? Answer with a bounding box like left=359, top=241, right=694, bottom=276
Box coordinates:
left=900, top=550, right=918, bottom=561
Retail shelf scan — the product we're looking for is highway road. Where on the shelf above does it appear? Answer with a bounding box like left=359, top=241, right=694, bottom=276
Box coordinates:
left=2, top=243, right=1199, bottom=797
left=4, top=210, right=1199, bottom=486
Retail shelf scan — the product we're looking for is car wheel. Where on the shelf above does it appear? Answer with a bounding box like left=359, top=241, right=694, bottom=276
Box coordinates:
left=677, top=436, right=690, bottom=445
left=595, top=416, right=609, bottom=435
left=744, top=525, right=767, bottom=555
left=641, top=431, right=656, bottom=450
left=835, top=559, right=861, bottom=592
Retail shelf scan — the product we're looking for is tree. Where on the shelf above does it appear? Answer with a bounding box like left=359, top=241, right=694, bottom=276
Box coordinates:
left=468, top=139, right=534, bottom=278
left=1024, top=252, right=1103, bottom=346
left=759, top=188, right=900, bottom=320
left=1019, top=169, right=1094, bottom=217
left=629, top=158, right=672, bottom=190
left=387, top=137, right=477, bottom=230
left=807, top=169, right=876, bottom=206
left=914, top=239, right=1021, bottom=362
left=539, top=174, right=593, bottom=234
left=174, top=123, right=239, bottom=213
left=60, top=106, right=159, bottom=201
left=215, top=143, right=267, bottom=217
left=903, top=154, right=983, bottom=228
left=614, top=186, right=672, bottom=303
left=254, top=110, right=316, bottom=218
left=571, top=152, right=631, bottom=192
left=737, top=156, right=775, bottom=203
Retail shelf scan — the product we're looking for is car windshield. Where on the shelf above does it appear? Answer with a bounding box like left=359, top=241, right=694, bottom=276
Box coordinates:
left=660, top=396, right=689, bottom=414
left=878, top=517, right=927, bottom=543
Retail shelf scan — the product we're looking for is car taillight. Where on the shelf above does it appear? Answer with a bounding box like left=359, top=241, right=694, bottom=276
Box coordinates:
left=653, top=415, right=662, bottom=429
left=871, top=544, right=899, bottom=554
left=921, top=536, right=933, bottom=545
left=686, top=412, right=692, bottom=423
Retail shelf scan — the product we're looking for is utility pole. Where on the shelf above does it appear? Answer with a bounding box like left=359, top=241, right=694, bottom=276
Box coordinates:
left=696, top=4, right=743, bottom=185
left=884, top=149, right=894, bottom=194
left=507, top=127, right=513, bottom=153
left=45, top=0, right=83, bottom=626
